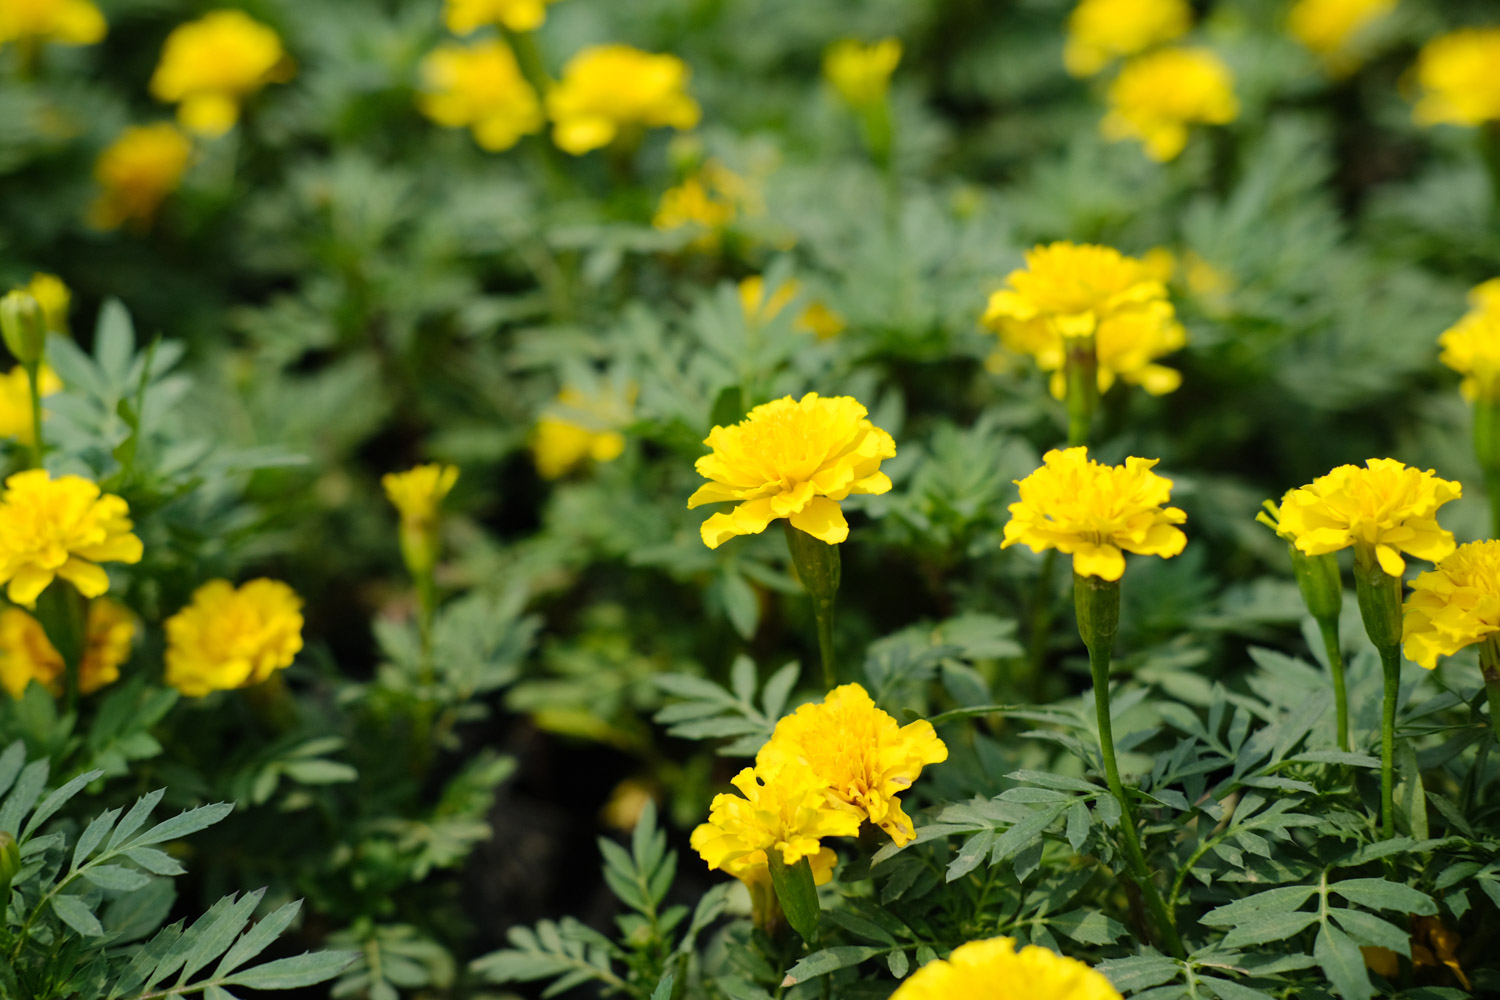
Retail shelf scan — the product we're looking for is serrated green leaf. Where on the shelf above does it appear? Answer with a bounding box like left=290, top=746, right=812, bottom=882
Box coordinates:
left=1328, top=878, right=1435, bottom=915
left=83, top=864, right=152, bottom=891
left=768, top=854, right=820, bottom=945
left=126, top=802, right=233, bottom=849
left=779, top=946, right=883, bottom=986
left=53, top=894, right=104, bottom=937
left=221, top=951, right=359, bottom=990
left=1314, top=921, right=1372, bottom=1000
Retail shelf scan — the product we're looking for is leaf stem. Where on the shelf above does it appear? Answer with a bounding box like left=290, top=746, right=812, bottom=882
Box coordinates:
left=1318, top=618, right=1350, bottom=753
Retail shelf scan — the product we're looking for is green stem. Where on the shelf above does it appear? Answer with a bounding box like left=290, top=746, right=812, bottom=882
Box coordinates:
left=1378, top=643, right=1400, bottom=839
left=812, top=598, right=836, bottom=692
left=1063, top=335, right=1097, bottom=447
left=1480, top=639, right=1500, bottom=747
left=1317, top=618, right=1350, bottom=753
left=1475, top=397, right=1500, bottom=539
left=1351, top=553, right=1404, bottom=839
left=23, top=361, right=43, bottom=469
left=783, top=522, right=841, bottom=690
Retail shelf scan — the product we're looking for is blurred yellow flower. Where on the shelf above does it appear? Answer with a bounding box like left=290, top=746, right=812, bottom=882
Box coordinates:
left=24, top=274, right=68, bottom=333
left=532, top=386, right=631, bottom=479
left=797, top=301, right=846, bottom=339
left=1102, top=47, right=1238, bottom=161
left=1276, top=459, right=1461, bottom=577
left=1287, top=0, right=1395, bottom=73
left=1412, top=28, right=1500, bottom=128
left=546, top=45, right=700, bottom=155
left=1438, top=278, right=1500, bottom=402
left=823, top=38, right=901, bottom=107
left=1003, top=447, right=1187, bottom=582
left=0, top=0, right=104, bottom=48
left=149, top=10, right=293, bottom=137
left=0, top=599, right=132, bottom=699
left=757, top=682, right=947, bottom=846
left=0, top=470, right=143, bottom=607
left=443, top=0, right=559, bottom=34
left=738, top=276, right=847, bottom=339
left=89, top=123, right=193, bottom=231
left=1063, top=0, right=1190, bottom=77
left=889, top=936, right=1122, bottom=1000
left=418, top=39, right=542, bottom=152
left=1403, top=540, right=1500, bottom=670
left=653, top=161, right=749, bottom=247
left=383, top=463, right=458, bottom=528
left=0, top=364, right=61, bottom=446
left=688, top=392, right=895, bottom=550
left=165, top=578, right=304, bottom=697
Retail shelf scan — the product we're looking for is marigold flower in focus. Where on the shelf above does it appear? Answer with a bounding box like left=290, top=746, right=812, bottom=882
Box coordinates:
left=443, top=0, right=559, bottom=34
left=89, top=123, right=193, bottom=231
left=1003, top=447, right=1187, bottom=582
left=532, top=385, right=631, bottom=480
left=0, top=365, right=61, bottom=446
left=1287, top=0, right=1396, bottom=73
left=1439, top=282, right=1500, bottom=402
left=165, top=578, right=304, bottom=697
left=0, top=0, right=105, bottom=48
left=1411, top=28, right=1500, bottom=128
left=0, top=470, right=142, bottom=607
left=888, top=936, right=1122, bottom=1000
left=546, top=44, right=700, bottom=155
left=418, top=39, right=542, bottom=152
left=1275, top=459, right=1461, bottom=577
left=1063, top=0, right=1190, bottom=77
left=823, top=38, right=901, bottom=108
left=0, top=599, right=134, bottom=699
left=688, top=392, right=895, bottom=550
left=1102, top=47, right=1238, bottom=162
left=149, top=10, right=294, bottom=137
left=1403, top=540, right=1500, bottom=671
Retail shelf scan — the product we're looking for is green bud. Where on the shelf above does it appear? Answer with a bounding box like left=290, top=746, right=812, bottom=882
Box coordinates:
left=1073, top=572, right=1120, bottom=655
left=1352, top=553, right=1403, bottom=653
left=0, top=829, right=19, bottom=907
left=1287, top=544, right=1342, bottom=625
left=0, top=290, right=45, bottom=365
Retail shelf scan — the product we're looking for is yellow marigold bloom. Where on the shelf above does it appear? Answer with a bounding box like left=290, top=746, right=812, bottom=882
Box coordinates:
left=1063, top=0, right=1191, bottom=77
left=889, top=936, right=1122, bottom=1000
left=0, top=365, right=61, bottom=446
left=546, top=45, right=700, bottom=155
left=0, top=603, right=126, bottom=698
left=1470, top=278, right=1500, bottom=314
left=797, top=301, right=846, bottom=339
left=738, top=276, right=847, bottom=339
left=24, top=274, right=68, bottom=333
left=165, top=578, right=304, bottom=697
left=1102, top=47, right=1239, bottom=162
left=532, top=386, right=630, bottom=480
left=1276, top=459, right=1461, bottom=578
left=0, top=0, right=104, bottom=47
left=417, top=39, right=542, bottom=152
left=443, top=0, right=559, bottom=34
left=383, top=463, right=458, bottom=528
left=688, top=392, right=895, bottom=550
left=1439, top=280, right=1500, bottom=402
left=1002, top=447, right=1187, bottom=582
left=149, top=10, right=293, bottom=137
left=652, top=161, right=749, bottom=247
left=0, top=470, right=143, bottom=607
left=88, top=123, right=193, bottom=232
left=1412, top=28, right=1500, bottom=128
left=1403, top=541, right=1500, bottom=671
left=757, top=683, right=947, bottom=846
left=1287, top=0, right=1395, bottom=73
left=823, top=38, right=901, bottom=107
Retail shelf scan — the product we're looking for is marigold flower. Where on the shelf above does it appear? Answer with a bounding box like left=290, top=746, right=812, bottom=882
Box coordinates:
left=797, top=301, right=846, bottom=339
left=1411, top=28, right=1500, bottom=128
left=0, top=0, right=104, bottom=48
left=164, top=578, right=304, bottom=697
left=443, top=0, right=559, bottom=34
left=1402, top=541, right=1500, bottom=671
left=383, top=463, right=458, bottom=529
left=0, top=365, right=61, bottom=446
left=88, top=123, right=193, bottom=231
left=688, top=392, right=895, bottom=550
left=149, top=10, right=293, bottom=137
left=823, top=38, right=901, bottom=107
left=757, top=683, right=947, bottom=846
left=1102, top=47, right=1238, bottom=162
left=1439, top=280, right=1500, bottom=402
left=546, top=45, right=700, bottom=155
left=888, top=936, right=1122, bottom=1000
left=24, top=274, right=69, bottom=333
left=1276, top=459, right=1461, bottom=577
left=532, top=386, right=631, bottom=480
left=738, top=276, right=846, bottom=339
left=417, top=39, right=543, bottom=152
left=0, top=599, right=132, bottom=699
left=1287, top=0, right=1395, bottom=73
left=652, top=161, right=749, bottom=248
left=0, top=470, right=142, bottom=607
left=1002, top=447, right=1187, bottom=582
left=1063, top=0, right=1190, bottom=77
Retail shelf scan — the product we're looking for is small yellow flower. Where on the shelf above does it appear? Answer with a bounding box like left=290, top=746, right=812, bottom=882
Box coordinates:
left=738, top=276, right=847, bottom=339
left=1276, top=459, right=1461, bottom=577
left=1411, top=28, right=1500, bottom=128
left=797, top=301, right=846, bottom=340
left=417, top=39, right=543, bottom=152
left=0, top=470, right=143, bottom=607
left=383, top=463, right=458, bottom=529
left=24, top=274, right=69, bottom=333
left=442, top=0, right=559, bottom=34
left=0, top=365, right=61, bottom=446
left=757, top=683, right=947, bottom=846
left=688, top=392, right=895, bottom=550
left=0, top=0, right=105, bottom=48
left=1102, top=47, right=1238, bottom=162
left=149, top=10, right=293, bottom=137
left=532, top=386, right=631, bottom=480
left=164, top=578, right=304, bottom=697
left=888, top=936, right=1122, bottom=1000
left=0, top=599, right=132, bottom=699
left=89, top=123, right=193, bottom=232
left=653, top=161, right=749, bottom=248
left=1063, top=0, right=1191, bottom=77
left=1403, top=540, right=1500, bottom=671
left=1002, top=447, right=1187, bottom=582
left=823, top=38, right=901, bottom=107
left=1287, top=0, right=1396, bottom=73
left=1438, top=279, right=1500, bottom=402
left=546, top=44, right=700, bottom=155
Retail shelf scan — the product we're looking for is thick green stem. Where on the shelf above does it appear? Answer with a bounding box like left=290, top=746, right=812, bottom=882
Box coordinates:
left=23, top=361, right=43, bottom=469
left=1351, top=553, right=1403, bottom=839
left=1063, top=335, right=1098, bottom=447
left=1481, top=639, right=1500, bottom=747
left=1317, top=618, right=1350, bottom=753
left=1475, top=398, right=1500, bottom=539
left=36, top=585, right=86, bottom=714
left=784, top=522, right=840, bottom=690
left=1378, top=644, right=1400, bottom=839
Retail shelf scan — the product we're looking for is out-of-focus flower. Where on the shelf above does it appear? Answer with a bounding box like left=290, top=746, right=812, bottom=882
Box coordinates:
left=1412, top=28, right=1500, bottom=128
left=1276, top=459, right=1461, bottom=577
left=1003, top=447, right=1187, bottom=582
left=89, top=123, right=193, bottom=231
left=532, top=385, right=631, bottom=479
left=688, top=392, right=895, bottom=550
left=149, top=10, right=293, bottom=137
left=600, top=778, right=655, bottom=832
left=797, top=301, right=846, bottom=339
left=546, top=45, right=700, bottom=155
left=653, top=161, right=750, bottom=249
left=0, top=470, right=142, bottom=607
left=1363, top=916, right=1470, bottom=990
left=738, top=276, right=847, bottom=339
left=0, top=601, right=129, bottom=698
left=0, top=365, right=61, bottom=445
left=1288, top=0, right=1396, bottom=73
left=1403, top=540, right=1500, bottom=670
left=1439, top=279, right=1500, bottom=402
left=1063, top=0, right=1190, bottom=77
left=23, top=274, right=68, bottom=333
left=823, top=37, right=901, bottom=107
left=443, top=0, right=559, bottom=34
left=0, top=0, right=105, bottom=49
left=382, top=463, right=458, bottom=575
left=165, top=579, right=304, bottom=697
left=418, top=39, right=542, bottom=152
left=889, top=936, right=1122, bottom=1000
left=1102, top=47, right=1238, bottom=161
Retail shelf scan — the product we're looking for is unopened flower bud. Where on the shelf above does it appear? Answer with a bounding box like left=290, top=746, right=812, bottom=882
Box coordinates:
left=1287, top=544, right=1342, bottom=625
left=0, top=829, right=20, bottom=898
left=0, top=291, right=45, bottom=365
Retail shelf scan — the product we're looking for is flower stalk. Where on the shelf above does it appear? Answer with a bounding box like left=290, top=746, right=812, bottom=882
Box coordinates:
left=1474, top=397, right=1500, bottom=539
left=0, top=290, right=46, bottom=468
left=1285, top=540, right=1349, bottom=752
left=1352, top=553, right=1403, bottom=839
left=35, top=584, right=88, bottom=715
left=1063, top=334, right=1099, bottom=447
left=784, top=522, right=840, bottom=690
left=1480, top=637, right=1500, bottom=746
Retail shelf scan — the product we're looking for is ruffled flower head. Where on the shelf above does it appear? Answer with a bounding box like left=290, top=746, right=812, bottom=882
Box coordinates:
left=0, top=599, right=135, bottom=699
left=1063, top=0, right=1190, bottom=77
left=1438, top=278, right=1500, bottom=402
left=417, top=39, right=542, bottom=152
left=546, top=45, right=700, bottom=155
left=1102, top=47, right=1238, bottom=161
left=1412, top=28, right=1500, bottom=128
left=888, top=936, right=1122, bottom=1000
left=0, top=470, right=143, bottom=606
left=165, top=578, right=304, bottom=697
left=532, top=385, right=631, bottom=480
left=688, top=392, right=895, bottom=550
left=0, top=0, right=104, bottom=48
left=1002, top=447, right=1187, bottom=582
left=149, top=10, right=294, bottom=137
left=823, top=38, right=902, bottom=107
left=1403, top=541, right=1500, bottom=671
left=89, top=123, right=193, bottom=232
left=1287, top=0, right=1396, bottom=73
left=443, top=0, right=559, bottom=34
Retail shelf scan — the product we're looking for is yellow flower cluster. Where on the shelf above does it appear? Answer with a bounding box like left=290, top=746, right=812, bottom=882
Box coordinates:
left=149, top=10, right=294, bottom=137
left=532, top=386, right=631, bottom=480
left=165, top=578, right=304, bottom=697
left=653, top=161, right=750, bottom=248
left=443, top=0, right=560, bottom=34
left=548, top=45, right=701, bottom=155
left=0, top=599, right=134, bottom=699
left=0, top=0, right=104, bottom=48
left=1102, top=47, right=1238, bottom=161
left=688, top=392, right=895, bottom=550
left=1412, top=28, right=1500, bottom=128
left=0, top=470, right=143, bottom=607
left=1063, top=0, right=1190, bottom=77
left=1287, top=0, right=1396, bottom=73
left=1003, top=447, right=1187, bottom=582
left=418, top=38, right=542, bottom=152
left=0, top=365, right=61, bottom=446
left=1438, top=278, right=1500, bottom=402
left=1403, top=541, right=1500, bottom=671
left=89, top=123, right=193, bottom=231
left=738, top=277, right=846, bottom=339
left=1274, top=459, right=1461, bottom=577
left=888, top=936, right=1122, bottom=1000
left=983, top=242, right=1185, bottom=399
left=823, top=38, right=902, bottom=107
